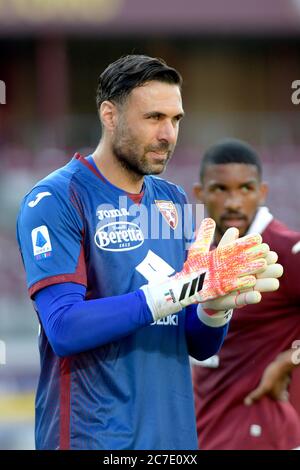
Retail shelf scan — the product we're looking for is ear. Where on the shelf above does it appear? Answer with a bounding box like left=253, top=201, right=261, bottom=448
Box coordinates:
left=259, top=181, right=269, bottom=205
left=193, top=182, right=204, bottom=202
left=99, top=100, right=118, bottom=132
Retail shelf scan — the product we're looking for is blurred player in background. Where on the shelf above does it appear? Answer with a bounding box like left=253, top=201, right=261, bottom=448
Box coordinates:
left=193, top=138, right=300, bottom=450
left=16, top=56, right=280, bottom=450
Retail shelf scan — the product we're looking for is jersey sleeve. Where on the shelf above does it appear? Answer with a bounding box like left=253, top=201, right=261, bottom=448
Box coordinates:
left=34, top=282, right=153, bottom=357
left=16, top=184, right=87, bottom=298
left=185, top=304, right=228, bottom=360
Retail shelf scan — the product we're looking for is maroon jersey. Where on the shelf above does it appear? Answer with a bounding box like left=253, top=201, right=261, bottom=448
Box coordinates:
left=193, top=216, right=300, bottom=450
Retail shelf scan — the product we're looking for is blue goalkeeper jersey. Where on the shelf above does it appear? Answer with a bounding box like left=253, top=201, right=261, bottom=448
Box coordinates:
left=17, top=153, right=198, bottom=450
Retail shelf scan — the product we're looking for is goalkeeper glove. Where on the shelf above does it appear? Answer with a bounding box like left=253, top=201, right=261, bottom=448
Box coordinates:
left=141, top=218, right=269, bottom=322
left=199, top=227, right=283, bottom=327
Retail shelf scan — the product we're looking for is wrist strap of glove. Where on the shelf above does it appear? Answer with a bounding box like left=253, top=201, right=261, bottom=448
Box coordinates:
left=140, top=282, right=183, bottom=321
left=197, top=304, right=233, bottom=328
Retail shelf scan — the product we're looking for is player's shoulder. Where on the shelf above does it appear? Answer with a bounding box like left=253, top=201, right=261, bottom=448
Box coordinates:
left=263, top=218, right=300, bottom=256
left=22, top=158, right=79, bottom=206
left=17, top=158, right=84, bottom=227
left=146, top=175, right=188, bottom=203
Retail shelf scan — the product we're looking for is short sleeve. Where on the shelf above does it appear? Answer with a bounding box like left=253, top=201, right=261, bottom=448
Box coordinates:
left=16, top=185, right=87, bottom=298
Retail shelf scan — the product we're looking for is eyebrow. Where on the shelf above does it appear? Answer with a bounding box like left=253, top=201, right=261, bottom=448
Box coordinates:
left=143, top=111, right=185, bottom=120
left=238, top=179, right=258, bottom=186
left=208, top=179, right=258, bottom=188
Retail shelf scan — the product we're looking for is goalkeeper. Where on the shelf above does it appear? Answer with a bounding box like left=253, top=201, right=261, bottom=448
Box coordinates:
left=16, top=55, right=282, bottom=450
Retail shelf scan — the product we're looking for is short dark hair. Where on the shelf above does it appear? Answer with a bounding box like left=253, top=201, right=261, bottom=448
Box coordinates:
left=96, top=54, right=182, bottom=108
left=200, top=138, right=262, bottom=182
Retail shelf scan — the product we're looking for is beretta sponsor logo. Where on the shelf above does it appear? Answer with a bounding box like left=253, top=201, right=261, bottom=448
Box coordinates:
left=94, top=221, right=144, bottom=252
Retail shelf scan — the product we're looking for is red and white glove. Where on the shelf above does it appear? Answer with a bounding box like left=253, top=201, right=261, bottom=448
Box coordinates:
left=141, top=218, right=272, bottom=322
left=198, top=225, right=283, bottom=327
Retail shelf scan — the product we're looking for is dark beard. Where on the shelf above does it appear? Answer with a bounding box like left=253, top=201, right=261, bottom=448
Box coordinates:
left=111, top=115, right=173, bottom=177
left=113, top=144, right=151, bottom=177
left=112, top=138, right=172, bottom=177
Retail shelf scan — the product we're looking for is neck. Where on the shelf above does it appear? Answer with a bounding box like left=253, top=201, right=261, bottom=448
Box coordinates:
left=92, top=139, right=144, bottom=194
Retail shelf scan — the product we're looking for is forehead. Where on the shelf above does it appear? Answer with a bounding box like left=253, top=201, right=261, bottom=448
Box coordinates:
left=203, top=163, right=260, bottom=185
left=128, top=81, right=183, bottom=114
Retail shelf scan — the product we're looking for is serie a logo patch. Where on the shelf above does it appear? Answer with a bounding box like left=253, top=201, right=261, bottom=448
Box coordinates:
left=31, top=225, right=52, bottom=260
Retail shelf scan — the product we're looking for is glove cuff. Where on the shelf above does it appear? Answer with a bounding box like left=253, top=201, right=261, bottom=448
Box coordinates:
left=140, top=284, right=182, bottom=321
left=197, top=304, right=233, bottom=328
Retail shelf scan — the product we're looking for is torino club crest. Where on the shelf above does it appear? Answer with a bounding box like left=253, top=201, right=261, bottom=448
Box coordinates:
left=155, top=200, right=178, bottom=230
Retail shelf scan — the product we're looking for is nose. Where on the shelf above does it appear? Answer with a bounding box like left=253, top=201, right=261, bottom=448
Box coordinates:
left=224, top=191, right=242, bottom=211
left=157, top=120, right=177, bottom=145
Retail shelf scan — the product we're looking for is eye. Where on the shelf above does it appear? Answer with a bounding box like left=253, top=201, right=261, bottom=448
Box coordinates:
left=241, top=185, right=254, bottom=193
left=211, top=185, right=226, bottom=193
left=146, top=113, right=161, bottom=121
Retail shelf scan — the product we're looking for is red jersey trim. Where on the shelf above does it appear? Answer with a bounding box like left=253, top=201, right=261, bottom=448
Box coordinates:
left=74, top=153, right=144, bottom=204
left=29, top=242, right=87, bottom=298
left=127, top=192, right=144, bottom=204
left=74, top=152, right=106, bottom=183
left=59, top=357, right=71, bottom=450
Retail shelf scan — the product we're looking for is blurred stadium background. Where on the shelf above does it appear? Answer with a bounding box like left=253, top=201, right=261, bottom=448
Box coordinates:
left=0, top=0, right=300, bottom=449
